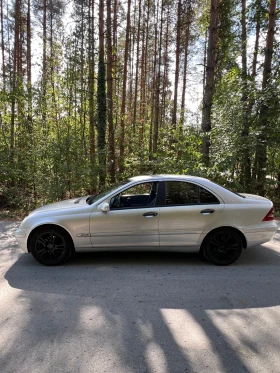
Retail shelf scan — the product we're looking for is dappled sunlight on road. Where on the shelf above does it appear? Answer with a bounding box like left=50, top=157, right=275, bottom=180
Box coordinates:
left=161, top=309, right=224, bottom=372
left=0, top=222, right=21, bottom=271
left=207, top=307, right=280, bottom=372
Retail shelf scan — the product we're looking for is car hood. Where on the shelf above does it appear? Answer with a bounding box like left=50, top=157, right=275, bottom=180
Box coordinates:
left=30, top=197, right=89, bottom=214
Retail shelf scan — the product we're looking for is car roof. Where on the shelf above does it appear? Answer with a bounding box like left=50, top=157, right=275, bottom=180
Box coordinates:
left=129, top=174, right=204, bottom=182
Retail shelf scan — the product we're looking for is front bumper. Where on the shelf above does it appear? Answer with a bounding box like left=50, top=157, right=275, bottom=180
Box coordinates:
left=15, top=228, right=28, bottom=253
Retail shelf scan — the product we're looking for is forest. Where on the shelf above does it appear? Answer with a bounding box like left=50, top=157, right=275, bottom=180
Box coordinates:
left=0, top=0, right=279, bottom=214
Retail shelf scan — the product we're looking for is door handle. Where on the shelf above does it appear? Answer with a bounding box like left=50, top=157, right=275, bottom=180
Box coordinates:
left=200, top=209, right=215, bottom=215
left=143, top=212, right=158, bottom=217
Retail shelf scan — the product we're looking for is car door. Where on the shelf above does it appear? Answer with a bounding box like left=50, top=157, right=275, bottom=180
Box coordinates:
left=158, top=180, right=224, bottom=247
left=89, top=181, right=159, bottom=248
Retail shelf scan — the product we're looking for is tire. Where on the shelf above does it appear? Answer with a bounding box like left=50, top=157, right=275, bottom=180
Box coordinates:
left=202, top=228, right=243, bottom=266
left=30, top=226, right=74, bottom=266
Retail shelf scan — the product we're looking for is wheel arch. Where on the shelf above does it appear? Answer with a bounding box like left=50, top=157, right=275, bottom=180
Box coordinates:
left=200, top=226, right=247, bottom=251
left=27, top=223, right=74, bottom=253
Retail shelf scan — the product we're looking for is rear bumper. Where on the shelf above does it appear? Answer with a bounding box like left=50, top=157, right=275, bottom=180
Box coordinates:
left=243, top=221, right=278, bottom=248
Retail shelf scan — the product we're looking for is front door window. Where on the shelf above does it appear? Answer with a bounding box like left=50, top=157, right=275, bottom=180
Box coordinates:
left=110, top=182, right=158, bottom=209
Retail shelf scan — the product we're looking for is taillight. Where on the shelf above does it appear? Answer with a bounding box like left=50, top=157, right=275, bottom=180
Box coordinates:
left=262, top=207, right=274, bottom=221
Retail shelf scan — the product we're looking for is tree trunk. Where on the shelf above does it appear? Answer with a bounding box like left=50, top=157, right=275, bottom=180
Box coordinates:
left=240, top=0, right=251, bottom=189
left=42, top=0, right=47, bottom=123
left=112, top=0, right=119, bottom=170
left=172, top=0, right=182, bottom=127
left=149, top=0, right=159, bottom=160
left=1, top=0, right=5, bottom=90
left=119, top=0, right=131, bottom=175
left=132, top=0, right=142, bottom=135
left=89, top=0, right=97, bottom=192
left=139, top=0, right=150, bottom=148
left=180, top=7, right=191, bottom=127
left=27, top=0, right=32, bottom=125
left=255, top=0, right=276, bottom=195
left=201, top=0, right=219, bottom=166
left=10, top=0, right=21, bottom=157
left=107, top=0, right=115, bottom=183
left=153, top=0, right=163, bottom=155
left=161, top=3, right=170, bottom=128
left=250, top=1, right=261, bottom=183
left=251, top=2, right=261, bottom=79
left=97, top=0, right=107, bottom=187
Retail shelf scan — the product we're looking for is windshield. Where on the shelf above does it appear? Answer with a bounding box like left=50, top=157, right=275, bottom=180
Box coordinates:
left=86, top=180, right=129, bottom=205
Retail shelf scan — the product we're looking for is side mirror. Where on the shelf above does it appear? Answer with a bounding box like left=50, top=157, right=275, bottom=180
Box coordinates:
left=98, top=202, right=110, bottom=212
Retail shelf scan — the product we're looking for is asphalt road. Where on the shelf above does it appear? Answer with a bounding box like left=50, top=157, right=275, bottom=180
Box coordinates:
left=1, top=221, right=280, bottom=373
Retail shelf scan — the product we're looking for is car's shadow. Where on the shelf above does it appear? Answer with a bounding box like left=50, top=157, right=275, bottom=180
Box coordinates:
left=5, top=242, right=280, bottom=310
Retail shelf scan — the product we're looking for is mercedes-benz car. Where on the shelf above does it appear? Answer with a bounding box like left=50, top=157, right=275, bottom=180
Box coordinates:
left=15, top=175, right=277, bottom=266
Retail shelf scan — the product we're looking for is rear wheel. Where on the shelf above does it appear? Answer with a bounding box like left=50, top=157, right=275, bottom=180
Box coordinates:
left=30, top=226, right=73, bottom=266
left=202, top=228, right=243, bottom=266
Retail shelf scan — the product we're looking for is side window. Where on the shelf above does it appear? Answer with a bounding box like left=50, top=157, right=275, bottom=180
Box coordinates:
left=165, top=182, right=220, bottom=205
left=166, top=182, right=198, bottom=205
left=110, top=182, right=158, bottom=209
left=199, top=186, right=219, bottom=204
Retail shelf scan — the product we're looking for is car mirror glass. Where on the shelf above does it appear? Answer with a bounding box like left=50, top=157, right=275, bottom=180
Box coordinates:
left=98, top=202, right=110, bottom=212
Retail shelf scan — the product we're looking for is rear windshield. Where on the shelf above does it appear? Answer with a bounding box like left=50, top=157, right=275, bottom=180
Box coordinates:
left=217, top=184, right=246, bottom=198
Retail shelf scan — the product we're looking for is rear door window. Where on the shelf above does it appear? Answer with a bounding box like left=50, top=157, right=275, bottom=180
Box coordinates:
left=165, top=181, right=219, bottom=205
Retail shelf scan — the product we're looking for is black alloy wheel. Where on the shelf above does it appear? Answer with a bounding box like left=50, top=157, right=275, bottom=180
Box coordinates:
left=30, top=226, right=73, bottom=265
left=203, top=228, right=243, bottom=266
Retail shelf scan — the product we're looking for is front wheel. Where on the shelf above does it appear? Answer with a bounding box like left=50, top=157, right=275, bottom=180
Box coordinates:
left=202, top=229, right=243, bottom=266
left=30, top=226, right=73, bottom=266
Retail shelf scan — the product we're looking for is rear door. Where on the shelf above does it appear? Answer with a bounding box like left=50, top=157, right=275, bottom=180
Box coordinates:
left=158, top=181, right=224, bottom=247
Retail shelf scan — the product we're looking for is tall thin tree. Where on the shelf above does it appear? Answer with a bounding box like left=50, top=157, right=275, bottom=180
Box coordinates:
left=97, top=0, right=107, bottom=187
left=201, top=0, right=219, bottom=166
left=119, top=0, right=131, bottom=175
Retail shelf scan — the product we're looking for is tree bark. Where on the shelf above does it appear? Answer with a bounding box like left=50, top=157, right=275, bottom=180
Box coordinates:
left=180, top=5, right=192, bottom=127
left=132, top=0, right=142, bottom=135
left=119, top=0, right=131, bottom=175
left=42, top=0, right=47, bottom=123
left=149, top=0, right=159, bottom=160
left=255, top=0, right=276, bottom=195
left=27, top=0, right=32, bottom=124
left=97, top=0, right=107, bottom=187
left=88, top=0, right=97, bottom=192
left=153, top=0, right=163, bottom=155
left=139, top=0, right=150, bottom=148
left=201, top=0, right=219, bottom=166
left=107, top=0, right=115, bottom=183
left=240, top=0, right=251, bottom=189
left=10, top=0, right=21, bottom=156
left=161, top=3, right=170, bottom=128
left=172, top=0, right=182, bottom=127
left=251, top=2, right=261, bottom=80
left=1, top=0, right=5, bottom=90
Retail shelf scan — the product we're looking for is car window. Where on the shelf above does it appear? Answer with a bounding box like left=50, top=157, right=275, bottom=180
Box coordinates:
left=199, top=186, right=220, bottom=204
left=165, top=181, right=219, bottom=205
left=166, top=182, right=198, bottom=205
left=87, top=180, right=128, bottom=205
left=110, top=182, right=158, bottom=209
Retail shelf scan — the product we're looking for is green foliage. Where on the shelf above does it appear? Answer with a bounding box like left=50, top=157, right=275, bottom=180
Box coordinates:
left=1, top=0, right=280, bottom=215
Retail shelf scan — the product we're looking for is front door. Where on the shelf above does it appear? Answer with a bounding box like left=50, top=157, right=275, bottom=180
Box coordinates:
left=90, top=181, right=159, bottom=248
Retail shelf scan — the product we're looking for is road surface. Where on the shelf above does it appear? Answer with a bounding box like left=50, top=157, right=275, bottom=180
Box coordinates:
left=0, top=221, right=280, bottom=373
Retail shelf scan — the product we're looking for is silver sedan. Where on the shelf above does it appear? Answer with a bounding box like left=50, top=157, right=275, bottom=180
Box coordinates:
left=15, top=175, right=278, bottom=266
